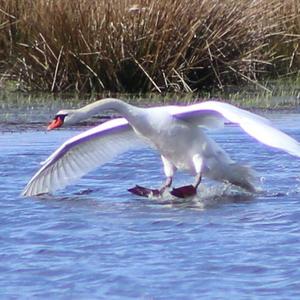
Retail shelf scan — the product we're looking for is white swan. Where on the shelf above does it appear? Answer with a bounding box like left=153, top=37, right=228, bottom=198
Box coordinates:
left=23, top=98, right=300, bottom=197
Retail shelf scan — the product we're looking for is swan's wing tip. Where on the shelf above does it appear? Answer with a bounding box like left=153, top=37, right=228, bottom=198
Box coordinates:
left=21, top=189, right=29, bottom=197
left=22, top=181, right=46, bottom=197
left=21, top=189, right=45, bottom=198
left=22, top=182, right=33, bottom=197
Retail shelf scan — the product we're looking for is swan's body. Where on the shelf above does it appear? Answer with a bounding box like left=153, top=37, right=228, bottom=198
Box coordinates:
left=23, top=99, right=300, bottom=197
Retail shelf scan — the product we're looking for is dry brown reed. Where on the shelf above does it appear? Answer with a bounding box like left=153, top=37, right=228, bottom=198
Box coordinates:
left=0, top=0, right=299, bottom=93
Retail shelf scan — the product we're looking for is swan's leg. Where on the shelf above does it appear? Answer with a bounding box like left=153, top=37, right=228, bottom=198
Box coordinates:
left=159, top=156, right=176, bottom=193
left=171, top=155, right=203, bottom=198
left=159, top=176, right=172, bottom=193
left=194, top=172, right=202, bottom=189
left=128, top=156, right=175, bottom=197
left=193, top=155, right=203, bottom=188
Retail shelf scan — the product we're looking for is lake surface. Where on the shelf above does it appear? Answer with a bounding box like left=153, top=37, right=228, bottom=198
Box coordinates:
left=1, top=105, right=300, bottom=299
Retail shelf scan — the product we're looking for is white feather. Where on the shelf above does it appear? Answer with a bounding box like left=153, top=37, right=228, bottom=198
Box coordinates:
left=169, top=101, right=300, bottom=157
left=23, top=118, right=146, bottom=196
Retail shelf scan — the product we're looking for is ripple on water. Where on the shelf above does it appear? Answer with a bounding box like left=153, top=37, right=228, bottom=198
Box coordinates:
left=1, top=114, right=300, bottom=299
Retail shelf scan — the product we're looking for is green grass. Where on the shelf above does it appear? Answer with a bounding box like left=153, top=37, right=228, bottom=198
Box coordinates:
left=1, top=76, right=299, bottom=112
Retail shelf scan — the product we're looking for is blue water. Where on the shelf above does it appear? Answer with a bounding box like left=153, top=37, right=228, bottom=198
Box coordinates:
left=1, top=112, right=300, bottom=299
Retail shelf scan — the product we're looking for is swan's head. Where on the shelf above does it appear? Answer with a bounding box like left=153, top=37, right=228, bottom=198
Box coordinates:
left=47, top=109, right=82, bottom=130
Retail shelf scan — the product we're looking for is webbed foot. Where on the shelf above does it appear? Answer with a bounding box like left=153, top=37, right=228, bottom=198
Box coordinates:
left=128, top=185, right=160, bottom=197
left=170, top=185, right=197, bottom=198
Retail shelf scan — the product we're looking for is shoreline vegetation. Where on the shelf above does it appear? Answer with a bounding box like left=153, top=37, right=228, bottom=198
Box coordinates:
left=0, top=0, right=299, bottom=95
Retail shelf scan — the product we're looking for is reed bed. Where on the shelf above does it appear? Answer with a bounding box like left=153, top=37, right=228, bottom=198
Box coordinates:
left=0, top=0, right=299, bottom=93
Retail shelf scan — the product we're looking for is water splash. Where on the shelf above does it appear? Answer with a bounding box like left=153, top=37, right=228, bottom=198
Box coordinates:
left=146, top=183, right=255, bottom=209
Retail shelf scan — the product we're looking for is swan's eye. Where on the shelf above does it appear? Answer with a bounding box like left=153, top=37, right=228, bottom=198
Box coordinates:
left=55, top=114, right=67, bottom=121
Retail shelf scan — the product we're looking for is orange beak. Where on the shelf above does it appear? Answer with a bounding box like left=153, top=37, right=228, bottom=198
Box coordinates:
left=47, top=116, right=64, bottom=130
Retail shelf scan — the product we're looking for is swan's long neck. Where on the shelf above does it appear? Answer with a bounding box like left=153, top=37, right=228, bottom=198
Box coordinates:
left=75, top=98, right=140, bottom=123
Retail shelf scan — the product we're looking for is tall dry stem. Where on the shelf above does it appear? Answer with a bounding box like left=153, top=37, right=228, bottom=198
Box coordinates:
left=0, top=0, right=299, bottom=92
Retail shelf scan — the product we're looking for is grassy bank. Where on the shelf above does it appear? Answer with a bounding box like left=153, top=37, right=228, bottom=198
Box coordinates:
left=0, top=0, right=299, bottom=93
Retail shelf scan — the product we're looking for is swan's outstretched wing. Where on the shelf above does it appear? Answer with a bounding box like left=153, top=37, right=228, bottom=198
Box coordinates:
left=23, top=118, right=146, bottom=197
left=170, top=101, right=300, bottom=157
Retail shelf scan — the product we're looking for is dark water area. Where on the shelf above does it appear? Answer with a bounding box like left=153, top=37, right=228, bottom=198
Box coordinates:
left=1, top=97, right=300, bottom=299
